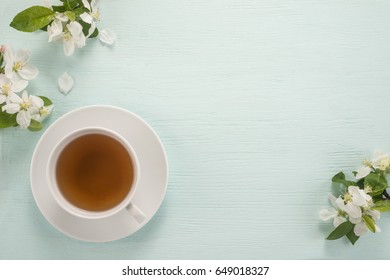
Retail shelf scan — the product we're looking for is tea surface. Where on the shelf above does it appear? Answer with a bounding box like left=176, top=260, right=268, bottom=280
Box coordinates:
left=56, top=133, right=134, bottom=211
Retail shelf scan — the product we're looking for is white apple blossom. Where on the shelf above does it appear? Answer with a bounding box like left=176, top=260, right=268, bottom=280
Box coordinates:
left=48, top=20, right=86, bottom=56
left=345, top=186, right=372, bottom=208
left=352, top=209, right=381, bottom=236
left=4, top=48, right=39, bottom=80
left=319, top=194, right=347, bottom=227
left=47, top=13, right=69, bottom=43
left=371, top=152, right=390, bottom=171
left=2, top=91, right=42, bottom=128
left=62, top=21, right=86, bottom=56
left=46, top=14, right=87, bottom=56
left=0, top=74, right=28, bottom=104
left=32, top=100, right=53, bottom=122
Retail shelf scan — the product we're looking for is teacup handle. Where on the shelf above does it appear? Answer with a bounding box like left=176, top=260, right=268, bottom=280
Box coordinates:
left=126, top=202, right=146, bottom=223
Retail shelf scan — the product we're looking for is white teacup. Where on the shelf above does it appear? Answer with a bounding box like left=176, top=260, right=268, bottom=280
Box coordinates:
left=46, top=127, right=146, bottom=222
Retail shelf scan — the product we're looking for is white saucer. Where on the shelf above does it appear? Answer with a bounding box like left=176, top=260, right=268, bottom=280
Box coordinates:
left=30, top=105, right=168, bottom=242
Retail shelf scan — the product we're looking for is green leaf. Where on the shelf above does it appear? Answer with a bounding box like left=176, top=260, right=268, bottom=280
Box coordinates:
left=0, top=111, right=17, bottom=128
left=355, top=178, right=364, bottom=188
left=28, top=119, right=43, bottom=131
left=332, top=172, right=346, bottom=182
left=52, top=5, right=66, bottom=13
left=326, top=221, right=354, bottom=240
left=346, top=229, right=359, bottom=245
left=39, top=96, right=53, bottom=106
left=373, top=200, right=390, bottom=212
left=332, top=172, right=355, bottom=187
left=89, top=27, right=99, bottom=38
left=10, top=6, right=55, bottom=32
left=363, top=215, right=376, bottom=233
left=64, top=11, right=76, bottom=21
left=372, top=195, right=385, bottom=203
left=74, top=7, right=86, bottom=17
left=79, top=20, right=90, bottom=37
left=64, top=0, right=79, bottom=9
left=79, top=20, right=98, bottom=37
left=364, top=172, right=388, bottom=196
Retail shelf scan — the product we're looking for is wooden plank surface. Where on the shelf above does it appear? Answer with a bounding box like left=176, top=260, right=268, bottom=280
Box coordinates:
left=1, top=0, right=390, bottom=259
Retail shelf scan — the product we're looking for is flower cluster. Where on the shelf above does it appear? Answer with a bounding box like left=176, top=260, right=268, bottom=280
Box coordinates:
left=46, top=0, right=100, bottom=56
left=0, top=46, right=52, bottom=130
left=10, top=0, right=115, bottom=56
left=320, top=152, right=390, bottom=244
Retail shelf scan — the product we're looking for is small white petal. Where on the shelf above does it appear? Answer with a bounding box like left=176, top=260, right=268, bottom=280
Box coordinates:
left=4, top=62, right=13, bottom=79
left=349, top=216, right=362, bottom=224
left=99, top=28, right=116, bottom=46
left=333, top=216, right=347, bottom=228
left=355, top=166, right=371, bottom=180
left=48, top=19, right=63, bottom=42
left=4, top=47, right=13, bottom=61
left=67, top=21, right=83, bottom=37
left=82, top=0, right=91, bottom=10
left=0, top=95, right=6, bottom=104
left=2, top=103, right=20, bottom=114
left=369, top=209, right=381, bottom=220
left=344, top=202, right=362, bottom=220
left=16, top=110, right=31, bottom=128
left=55, top=13, right=68, bottom=22
left=9, top=92, right=22, bottom=103
left=11, top=79, right=28, bottom=93
left=335, top=197, right=345, bottom=211
left=319, top=208, right=338, bottom=221
left=18, top=64, right=39, bottom=80
left=63, top=39, right=75, bottom=56
left=21, top=91, right=28, bottom=101
left=91, top=0, right=100, bottom=11
left=28, top=105, right=39, bottom=116
left=14, top=49, right=30, bottom=64
left=80, top=12, right=94, bottom=24
left=87, top=21, right=97, bottom=38
left=58, top=72, right=74, bottom=94
left=74, top=33, right=86, bottom=48
left=0, top=74, right=8, bottom=85
left=354, top=222, right=368, bottom=237
left=30, top=95, right=44, bottom=108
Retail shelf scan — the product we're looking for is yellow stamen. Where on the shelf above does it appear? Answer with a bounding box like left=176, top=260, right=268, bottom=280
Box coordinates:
left=13, top=61, right=23, bottom=72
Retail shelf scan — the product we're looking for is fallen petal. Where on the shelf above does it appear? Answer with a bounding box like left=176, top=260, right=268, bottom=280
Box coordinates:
left=58, top=72, right=74, bottom=95
left=99, top=28, right=116, bottom=46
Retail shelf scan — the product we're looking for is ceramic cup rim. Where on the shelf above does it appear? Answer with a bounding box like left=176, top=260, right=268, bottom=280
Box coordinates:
left=46, top=126, right=140, bottom=220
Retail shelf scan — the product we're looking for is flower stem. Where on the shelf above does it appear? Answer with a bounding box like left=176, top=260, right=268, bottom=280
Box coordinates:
left=383, top=189, right=390, bottom=200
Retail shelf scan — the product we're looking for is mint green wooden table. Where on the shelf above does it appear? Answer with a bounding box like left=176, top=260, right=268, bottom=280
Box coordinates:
left=1, top=0, right=390, bottom=259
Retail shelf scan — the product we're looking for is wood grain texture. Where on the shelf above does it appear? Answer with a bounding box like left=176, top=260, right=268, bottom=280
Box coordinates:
left=1, top=0, right=390, bottom=259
